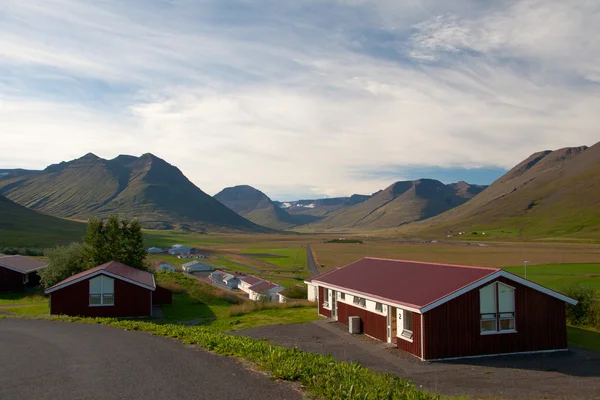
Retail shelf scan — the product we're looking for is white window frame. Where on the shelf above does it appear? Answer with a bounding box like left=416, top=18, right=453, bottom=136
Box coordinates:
left=375, top=302, right=383, bottom=312
left=89, top=275, right=115, bottom=307
left=353, top=296, right=366, bottom=308
left=400, top=309, right=414, bottom=342
left=322, top=288, right=331, bottom=309
left=480, top=282, right=516, bottom=335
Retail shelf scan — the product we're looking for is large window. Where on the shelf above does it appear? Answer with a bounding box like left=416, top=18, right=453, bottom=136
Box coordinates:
left=480, top=282, right=515, bottom=333
left=400, top=309, right=413, bottom=339
left=322, top=288, right=330, bottom=308
left=353, top=296, right=366, bottom=308
left=90, top=275, right=115, bottom=306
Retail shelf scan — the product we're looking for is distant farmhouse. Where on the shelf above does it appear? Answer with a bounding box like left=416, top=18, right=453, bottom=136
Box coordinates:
left=181, top=260, right=214, bottom=273
left=0, top=255, right=47, bottom=293
left=168, top=244, right=192, bottom=255
left=147, top=247, right=165, bottom=254
left=45, top=261, right=171, bottom=318
left=177, top=254, right=205, bottom=259
left=306, top=257, right=578, bottom=361
left=154, top=261, right=175, bottom=272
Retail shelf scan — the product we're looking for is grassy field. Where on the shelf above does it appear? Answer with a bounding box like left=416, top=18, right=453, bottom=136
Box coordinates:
left=567, top=326, right=600, bottom=352
left=241, top=247, right=307, bottom=268
left=503, top=263, right=600, bottom=292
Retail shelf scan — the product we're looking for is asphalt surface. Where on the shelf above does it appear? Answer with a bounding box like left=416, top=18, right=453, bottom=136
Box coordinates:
left=305, top=244, right=319, bottom=276
left=0, top=319, right=302, bottom=400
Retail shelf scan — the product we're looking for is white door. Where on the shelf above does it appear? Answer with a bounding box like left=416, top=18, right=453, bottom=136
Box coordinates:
left=396, top=308, right=403, bottom=335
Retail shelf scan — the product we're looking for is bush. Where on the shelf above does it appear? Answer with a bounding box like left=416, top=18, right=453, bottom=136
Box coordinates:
left=562, top=284, right=597, bottom=325
left=0, top=247, right=44, bottom=256
left=39, top=243, right=91, bottom=288
left=281, top=285, right=308, bottom=299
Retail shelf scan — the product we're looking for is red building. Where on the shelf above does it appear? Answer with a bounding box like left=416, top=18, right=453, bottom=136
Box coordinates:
left=45, top=261, right=157, bottom=318
left=306, top=257, right=577, bottom=361
left=0, top=254, right=47, bottom=292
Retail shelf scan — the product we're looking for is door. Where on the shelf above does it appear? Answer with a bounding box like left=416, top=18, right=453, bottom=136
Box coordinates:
left=388, top=306, right=397, bottom=343
left=331, top=291, right=337, bottom=320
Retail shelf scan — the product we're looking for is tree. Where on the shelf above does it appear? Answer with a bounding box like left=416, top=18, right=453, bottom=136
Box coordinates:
left=83, top=215, right=147, bottom=270
left=39, top=243, right=90, bottom=288
left=562, top=283, right=596, bottom=325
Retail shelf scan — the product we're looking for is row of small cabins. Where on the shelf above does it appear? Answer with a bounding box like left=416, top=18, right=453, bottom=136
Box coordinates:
left=148, top=244, right=205, bottom=259
left=1, top=253, right=579, bottom=361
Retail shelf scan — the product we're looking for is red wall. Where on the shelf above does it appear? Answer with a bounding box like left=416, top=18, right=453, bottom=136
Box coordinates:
left=50, top=274, right=152, bottom=317
left=423, top=277, right=567, bottom=360
left=397, top=312, right=422, bottom=359
left=153, top=285, right=172, bottom=305
left=337, top=301, right=387, bottom=341
left=0, top=266, right=24, bottom=293
left=318, top=286, right=331, bottom=318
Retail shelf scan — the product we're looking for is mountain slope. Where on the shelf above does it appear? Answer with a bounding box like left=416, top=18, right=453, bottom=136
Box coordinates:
left=0, top=195, right=86, bottom=248
left=411, top=143, right=600, bottom=238
left=274, top=194, right=371, bottom=218
left=214, top=185, right=311, bottom=230
left=304, top=179, right=486, bottom=231
left=0, top=154, right=263, bottom=232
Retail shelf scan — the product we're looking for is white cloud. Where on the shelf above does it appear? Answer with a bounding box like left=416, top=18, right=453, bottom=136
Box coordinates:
left=0, top=0, right=599, bottom=199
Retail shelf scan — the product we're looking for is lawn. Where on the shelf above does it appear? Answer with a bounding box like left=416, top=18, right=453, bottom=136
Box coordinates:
left=0, top=291, right=49, bottom=315
left=567, top=326, right=600, bottom=353
left=241, top=247, right=307, bottom=268
left=503, top=263, right=600, bottom=292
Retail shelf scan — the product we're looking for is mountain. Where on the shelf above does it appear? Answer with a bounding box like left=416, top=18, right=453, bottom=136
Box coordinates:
left=410, top=143, right=600, bottom=238
left=0, top=194, right=86, bottom=248
left=274, top=194, right=371, bottom=218
left=302, top=179, right=486, bottom=231
left=0, top=153, right=263, bottom=232
left=214, top=185, right=316, bottom=230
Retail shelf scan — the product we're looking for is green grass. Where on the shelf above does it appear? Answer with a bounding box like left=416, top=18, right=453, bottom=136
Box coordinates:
left=209, top=307, right=318, bottom=332
left=2, top=303, right=50, bottom=315
left=0, top=291, right=48, bottom=305
left=503, top=263, right=600, bottom=292
left=15, top=315, right=441, bottom=400
left=0, top=291, right=49, bottom=316
left=242, top=247, right=307, bottom=268
left=567, top=326, right=600, bottom=352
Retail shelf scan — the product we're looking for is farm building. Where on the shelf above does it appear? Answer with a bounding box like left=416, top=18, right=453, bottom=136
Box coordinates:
left=147, top=247, right=165, bottom=254
left=247, top=281, right=284, bottom=302
left=182, top=260, right=214, bottom=273
left=305, top=257, right=577, bottom=361
left=239, top=275, right=263, bottom=292
left=222, top=273, right=241, bottom=289
left=177, top=254, right=206, bottom=259
left=154, top=261, right=175, bottom=272
left=168, top=244, right=192, bottom=255
left=0, top=255, right=47, bottom=292
left=45, top=261, right=162, bottom=318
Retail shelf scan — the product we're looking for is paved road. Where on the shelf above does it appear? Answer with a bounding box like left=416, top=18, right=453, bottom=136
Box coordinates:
left=0, top=319, right=302, bottom=400
left=306, top=245, right=319, bottom=276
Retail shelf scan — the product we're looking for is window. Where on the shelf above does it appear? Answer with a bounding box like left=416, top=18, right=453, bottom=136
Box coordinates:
left=480, top=282, right=515, bottom=333
left=353, top=296, right=366, bottom=308
left=375, top=302, right=383, bottom=312
left=322, top=288, right=330, bottom=308
left=90, top=275, right=115, bottom=306
left=339, top=293, right=345, bottom=300
left=401, top=310, right=413, bottom=339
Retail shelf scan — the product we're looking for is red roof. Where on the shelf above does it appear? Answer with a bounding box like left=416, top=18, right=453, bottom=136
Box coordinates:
left=46, top=261, right=155, bottom=293
left=248, top=281, right=280, bottom=292
left=313, top=257, right=498, bottom=309
left=240, top=275, right=263, bottom=285
left=0, top=255, right=47, bottom=274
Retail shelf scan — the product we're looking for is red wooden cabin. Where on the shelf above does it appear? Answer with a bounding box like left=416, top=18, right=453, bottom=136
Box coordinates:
left=0, top=254, right=47, bottom=293
left=306, top=258, right=577, bottom=361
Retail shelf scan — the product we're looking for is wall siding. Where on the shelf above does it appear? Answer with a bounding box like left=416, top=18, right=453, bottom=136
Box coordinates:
left=318, top=286, right=331, bottom=318
left=50, top=274, right=152, bottom=317
left=423, top=277, right=567, bottom=360
left=397, top=312, right=422, bottom=359
left=337, top=301, right=387, bottom=341
left=0, top=266, right=25, bottom=292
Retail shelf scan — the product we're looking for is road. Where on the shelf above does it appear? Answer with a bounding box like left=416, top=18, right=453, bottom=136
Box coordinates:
left=0, top=319, right=301, bottom=400
left=306, top=244, right=319, bottom=276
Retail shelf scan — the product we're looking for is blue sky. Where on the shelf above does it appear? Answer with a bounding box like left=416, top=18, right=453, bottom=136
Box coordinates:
left=1, top=0, right=599, bottom=200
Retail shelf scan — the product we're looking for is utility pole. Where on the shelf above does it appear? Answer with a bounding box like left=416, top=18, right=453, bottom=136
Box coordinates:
left=524, top=261, right=529, bottom=279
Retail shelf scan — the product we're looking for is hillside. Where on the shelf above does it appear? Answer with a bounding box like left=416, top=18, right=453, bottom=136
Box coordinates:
left=0, top=153, right=263, bottom=232
left=214, top=185, right=314, bottom=230
left=274, top=194, right=371, bottom=218
left=0, top=194, right=86, bottom=248
left=409, top=144, right=600, bottom=238
left=303, top=179, right=486, bottom=231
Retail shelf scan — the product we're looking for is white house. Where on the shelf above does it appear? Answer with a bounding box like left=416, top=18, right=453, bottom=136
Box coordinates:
left=169, top=244, right=192, bottom=255
left=154, top=261, right=175, bottom=272
left=306, top=281, right=318, bottom=302
left=148, top=247, right=165, bottom=254
left=182, top=261, right=214, bottom=273
left=222, top=273, right=241, bottom=289
left=247, top=281, right=284, bottom=302
left=239, top=275, right=264, bottom=293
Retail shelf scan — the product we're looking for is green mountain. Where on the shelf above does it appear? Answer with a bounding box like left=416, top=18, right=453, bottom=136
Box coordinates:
left=303, top=179, right=486, bottom=231
left=274, top=195, right=371, bottom=218
left=411, top=143, right=600, bottom=238
left=0, top=194, right=86, bottom=248
left=214, top=185, right=315, bottom=230
left=0, top=153, right=263, bottom=232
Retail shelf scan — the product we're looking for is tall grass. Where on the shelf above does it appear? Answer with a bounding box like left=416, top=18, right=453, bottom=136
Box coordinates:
left=228, top=300, right=314, bottom=317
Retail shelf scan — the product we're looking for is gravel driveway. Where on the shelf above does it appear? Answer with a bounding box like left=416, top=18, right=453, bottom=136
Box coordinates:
left=235, top=319, right=600, bottom=400
left=0, top=319, right=302, bottom=400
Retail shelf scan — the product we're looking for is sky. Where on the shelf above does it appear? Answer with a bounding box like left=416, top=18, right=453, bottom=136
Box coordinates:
left=1, top=0, right=599, bottom=201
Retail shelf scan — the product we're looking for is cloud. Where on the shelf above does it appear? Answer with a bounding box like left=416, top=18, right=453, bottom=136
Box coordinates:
left=1, top=0, right=599, bottom=199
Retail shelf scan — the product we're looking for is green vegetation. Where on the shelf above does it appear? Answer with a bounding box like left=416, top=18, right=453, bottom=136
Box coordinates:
left=567, top=326, right=600, bottom=353
left=0, top=194, right=85, bottom=248
left=325, top=238, right=363, bottom=244
left=0, top=291, right=47, bottom=305
left=242, top=247, right=307, bottom=268
left=561, top=284, right=598, bottom=326
left=0, top=247, right=45, bottom=256
left=503, top=263, right=600, bottom=292
left=23, top=315, right=441, bottom=400
left=2, top=303, right=49, bottom=315
left=0, top=291, right=49, bottom=316
left=39, top=242, right=91, bottom=288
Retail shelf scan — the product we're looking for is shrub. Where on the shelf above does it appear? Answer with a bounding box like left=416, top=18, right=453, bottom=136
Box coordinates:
left=562, top=284, right=596, bottom=325
left=0, top=247, right=44, bottom=256
left=281, top=285, right=308, bottom=299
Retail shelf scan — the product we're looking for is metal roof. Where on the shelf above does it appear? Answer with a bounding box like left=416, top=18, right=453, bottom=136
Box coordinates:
left=0, top=255, right=47, bottom=274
